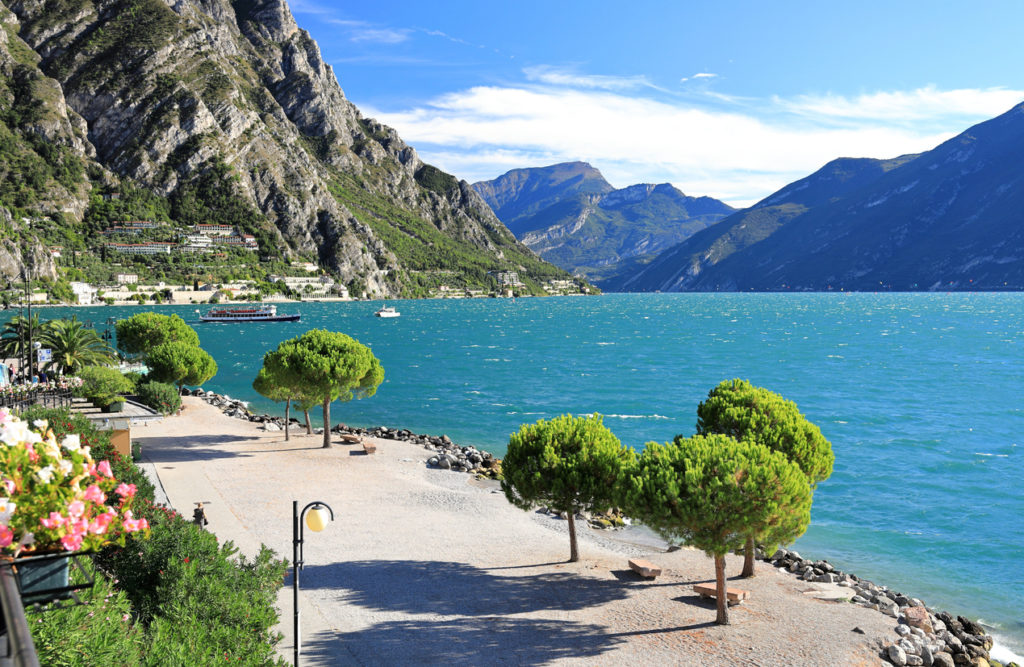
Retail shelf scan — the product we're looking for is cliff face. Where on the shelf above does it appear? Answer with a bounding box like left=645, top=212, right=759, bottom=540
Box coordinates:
left=0, top=0, right=560, bottom=292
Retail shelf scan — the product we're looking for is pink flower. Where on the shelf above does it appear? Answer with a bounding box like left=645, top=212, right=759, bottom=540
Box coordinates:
left=122, top=510, right=147, bottom=533
left=89, top=510, right=116, bottom=535
left=0, top=408, right=11, bottom=424
left=97, top=460, right=113, bottom=478
left=67, top=518, right=88, bottom=537
left=83, top=484, right=105, bottom=504
left=67, top=501, right=85, bottom=518
left=114, top=483, right=136, bottom=500
left=0, top=525, right=12, bottom=548
left=60, top=533, right=83, bottom=551
left=40, top=512, right=64, bottom=529
left=1, top=480, right=13, bottom=495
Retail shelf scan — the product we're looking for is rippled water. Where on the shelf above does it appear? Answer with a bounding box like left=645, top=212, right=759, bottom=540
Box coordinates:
left=23, top=293, right=1024, bottom=657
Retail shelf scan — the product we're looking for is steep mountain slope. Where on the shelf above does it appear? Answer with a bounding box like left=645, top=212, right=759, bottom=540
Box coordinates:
left=0, top=0, right=568, bottom=295
left=606, top=155, right=916, bottom=290
left=473, top=163, right=733, bottom=279
left=473, top=162, right=614, bottom=235
left=612, top=102, right=1024, bottom=292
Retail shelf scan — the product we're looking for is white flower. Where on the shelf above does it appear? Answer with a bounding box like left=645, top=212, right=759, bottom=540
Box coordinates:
left=35, top=466, right=55, bottom=484
left=61, top=434, right=81, bottom=453
left=58, top=459, right=73, bottom=476
left=32, top=420, right=48, bottom=431
left=0, top=421, right=29, bottom=446
left=0, top=499, right=14, bottom=526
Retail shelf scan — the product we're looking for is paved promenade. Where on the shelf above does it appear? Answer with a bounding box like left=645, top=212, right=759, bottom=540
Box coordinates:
left=136, top=397, right=892, bottom=666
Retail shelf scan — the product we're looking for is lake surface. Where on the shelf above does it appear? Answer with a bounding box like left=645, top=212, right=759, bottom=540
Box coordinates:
left=20, top=293, right=1024, bottom=658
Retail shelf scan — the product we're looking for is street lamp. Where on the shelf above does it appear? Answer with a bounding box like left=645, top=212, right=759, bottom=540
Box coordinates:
left=292, top=500, right=334, bottom=666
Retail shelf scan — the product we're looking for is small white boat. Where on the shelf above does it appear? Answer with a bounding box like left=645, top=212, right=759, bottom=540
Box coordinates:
left=375, top=305, right=400, bottom=318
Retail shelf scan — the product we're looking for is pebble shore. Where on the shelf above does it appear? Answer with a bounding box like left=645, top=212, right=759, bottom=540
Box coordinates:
left=188, top=388, right=1019, bottom=667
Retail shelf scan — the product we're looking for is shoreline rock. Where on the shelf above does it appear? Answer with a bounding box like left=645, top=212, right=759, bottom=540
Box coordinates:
left=763, top=547, right=1011, bottom=666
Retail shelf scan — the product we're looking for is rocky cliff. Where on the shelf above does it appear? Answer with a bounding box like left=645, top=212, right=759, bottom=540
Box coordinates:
left=0, top=0, right=564, bottom=293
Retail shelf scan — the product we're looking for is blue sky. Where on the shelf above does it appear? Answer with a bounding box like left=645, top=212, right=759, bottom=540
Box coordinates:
left=290, top=0, right=1024, bottom=206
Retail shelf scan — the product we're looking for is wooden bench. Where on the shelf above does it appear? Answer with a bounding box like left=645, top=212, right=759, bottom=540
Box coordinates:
left=338, top=433, right=361, bottom=444
left=628, top=558, right=662, bottom=578
left=362, top=440, right=376, bottom=454
left=693, top=583, right=750, bottom=605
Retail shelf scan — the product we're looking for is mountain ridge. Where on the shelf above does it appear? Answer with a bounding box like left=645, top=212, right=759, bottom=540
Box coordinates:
left=473, top=162, right=733, bottom=280
left=608, top=102, right=1024, bottom=292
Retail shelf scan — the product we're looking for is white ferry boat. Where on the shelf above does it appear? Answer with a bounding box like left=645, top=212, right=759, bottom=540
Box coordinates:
left=199, top=305, right=300, bottom=323
left=374, top=305, right=400, bottom=318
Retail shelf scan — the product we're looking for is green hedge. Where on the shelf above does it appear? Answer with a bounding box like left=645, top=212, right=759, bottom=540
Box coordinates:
left=136, top=380, right=181, bottom=415
left=21, top=408, right=288, bottom=666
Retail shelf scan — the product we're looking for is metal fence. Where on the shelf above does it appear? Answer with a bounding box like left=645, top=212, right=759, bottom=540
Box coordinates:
left=0, top=388, right=73, bottom=414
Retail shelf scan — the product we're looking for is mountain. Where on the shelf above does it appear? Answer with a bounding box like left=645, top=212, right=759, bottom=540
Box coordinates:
left=609, top=101, right=1024, bottom=292
left=473, top=163, right=734, bottom=280
left=0, top=0, right=571, bottom=297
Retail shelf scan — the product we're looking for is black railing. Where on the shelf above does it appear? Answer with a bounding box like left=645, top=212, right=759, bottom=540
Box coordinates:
left=0, top=562, right=39, bottom=667
left=0, top=388, right=73, bottom=414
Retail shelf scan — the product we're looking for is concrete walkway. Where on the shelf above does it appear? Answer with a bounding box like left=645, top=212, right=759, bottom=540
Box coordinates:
left=136, top=397, right=893, bottom=666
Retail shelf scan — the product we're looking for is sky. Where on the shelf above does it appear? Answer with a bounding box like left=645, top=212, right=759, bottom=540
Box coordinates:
left=289, top=0, right=1024, bottom=206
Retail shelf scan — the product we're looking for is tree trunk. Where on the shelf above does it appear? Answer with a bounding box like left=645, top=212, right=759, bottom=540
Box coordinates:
left=321, top=398, right=331, bottom=448
left=567, top=512, right=579, bottom=562
left=715, top=553, right=729, bottom=625
left=284, top=399, right=290, bottom=441
left=741, top=536, right=756, bottom=578
left=304, top=410, right=312, bottom=435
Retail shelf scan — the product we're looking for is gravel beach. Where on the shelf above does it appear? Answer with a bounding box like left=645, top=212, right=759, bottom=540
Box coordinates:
left=136, top=397, right=895, bottom=666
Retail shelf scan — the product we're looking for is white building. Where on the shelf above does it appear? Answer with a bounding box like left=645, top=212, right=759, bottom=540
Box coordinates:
left=116, top=274, right=139, bottom=284
left=70, top=282, right=98, bottom=305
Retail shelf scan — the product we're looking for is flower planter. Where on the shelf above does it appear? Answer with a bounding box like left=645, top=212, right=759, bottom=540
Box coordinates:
left=15, top=554, right=71, bottom=605
left=102, top=400, right=125, bottom=413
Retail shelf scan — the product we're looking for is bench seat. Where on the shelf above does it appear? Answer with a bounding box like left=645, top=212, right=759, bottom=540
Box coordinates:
left=628, top=558, right=662, bottom=578
left=693, top=583, right=750, bottom=605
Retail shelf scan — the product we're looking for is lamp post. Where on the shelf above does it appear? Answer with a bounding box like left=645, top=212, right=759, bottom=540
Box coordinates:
left=292, top=500, right=334, bottom=666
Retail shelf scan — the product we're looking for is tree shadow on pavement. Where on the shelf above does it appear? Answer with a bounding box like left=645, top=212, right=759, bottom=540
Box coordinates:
left=302, top=559, right=634, bottom=616
left=136, top=434, right=258, bottom=463
left=302, top=616, right=624, bottom=666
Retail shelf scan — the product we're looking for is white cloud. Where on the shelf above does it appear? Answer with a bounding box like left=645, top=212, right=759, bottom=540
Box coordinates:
left=356, top=76, right=1024, bottom=207
left=349, top=28, right=411, bottom=44
left=776, top=86, right=1023, bottom=126
left=523, top=66, right=656, bottom=91
left=692, top=72, right=718, bottom=79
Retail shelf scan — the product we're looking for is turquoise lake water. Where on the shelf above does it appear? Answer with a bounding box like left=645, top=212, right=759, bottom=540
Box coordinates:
left=20, top=293, right=1024, bottom=657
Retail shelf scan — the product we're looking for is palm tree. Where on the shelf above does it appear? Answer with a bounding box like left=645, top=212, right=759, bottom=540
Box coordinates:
left=40, top=317, right=117, bottom=375
left=0, top=314, right=48, bottom=366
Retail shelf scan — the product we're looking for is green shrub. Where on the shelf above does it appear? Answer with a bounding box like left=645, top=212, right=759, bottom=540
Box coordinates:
left=97, top=509, right=288, bottom=665
left=123, top=370, right=146, bottom=390
left=136, top=380, right=181, bottom=415
left=28, top=560, right=145, bottom=666
left=77, top=365, right=133, bottom=407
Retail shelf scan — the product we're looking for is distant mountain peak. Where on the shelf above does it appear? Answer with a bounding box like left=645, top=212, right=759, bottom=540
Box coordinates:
left=472, top=164, right=734, bottom=281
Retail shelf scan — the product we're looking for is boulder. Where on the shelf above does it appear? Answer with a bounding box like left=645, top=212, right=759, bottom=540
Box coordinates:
left=889, top=644, right=908, bottom=666
left=932, top=653, right=955, bottom=667
left=906, top=606, right=935, bottom=634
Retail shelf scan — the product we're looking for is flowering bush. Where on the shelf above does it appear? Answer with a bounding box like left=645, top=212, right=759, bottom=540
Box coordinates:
left=0, top=409, right=149, bottom=555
